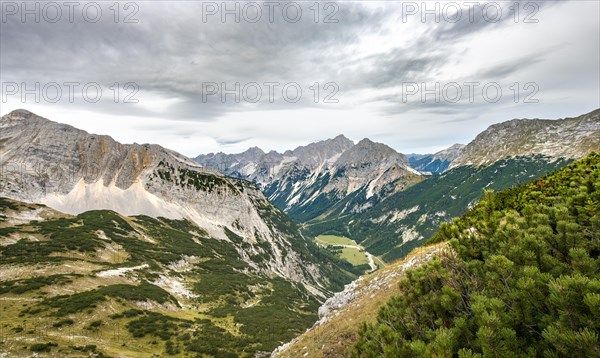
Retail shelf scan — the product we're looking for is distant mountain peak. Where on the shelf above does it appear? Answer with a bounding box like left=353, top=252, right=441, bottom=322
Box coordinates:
left=196, top=134, right=418, bottom=222
left=339, top=138, right=406, bottom=165
left=446, top=143, right=466, bottom=150
left=356, top=138, right=375, bottom=145
left=408, top=143, right=466, bottom=174
left=450, top=109, right=600, bottom=168
left=242, top=146, right=265, bottom=157
left=333, top=134, right=350, bottom=141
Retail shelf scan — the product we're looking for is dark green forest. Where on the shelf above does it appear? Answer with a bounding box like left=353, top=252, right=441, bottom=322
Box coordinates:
left=353, top=153, right=600, bottom=357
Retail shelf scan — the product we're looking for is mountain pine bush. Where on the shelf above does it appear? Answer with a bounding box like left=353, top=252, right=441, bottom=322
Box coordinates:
left=353, top=153, right=600, bottom=357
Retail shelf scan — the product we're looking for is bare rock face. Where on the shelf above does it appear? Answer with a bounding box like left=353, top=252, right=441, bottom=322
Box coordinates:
left=196, top=134, right=355, bottom=185
left=0, top=109, right=329, bottom=297
left=196, top=135, right=421, bottom=222
left=450, top=109, right=600, bottom=169
left=408, top=144, right=466, bottom=174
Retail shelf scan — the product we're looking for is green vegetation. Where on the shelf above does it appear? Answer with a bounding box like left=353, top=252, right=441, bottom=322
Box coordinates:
left=85, top=320, right=104, bottom=331
left=353, top=153, right=600, bottom=357
left=0, top=197, right=20, bottom=210
left=339, top=247, right=369, bottom=266
left=154, top=160, right=238, bottom=193
left=52, top=318, right=75, bottom=328
left=39, top=283, right=178, bottom=316
left=30, top=342, right=57, bottom=352
left=232, top=278, right=320, bottom=349
left=0, top=209, right=133, bottom=264
left=0, top=195, right=354, bottom=357
left=306, top=156, right=572, bottom=263
left=71, top=344, right=105, bottom=357
left=0, top=274, right=80, bottom=294
left=110, top=308, right=144, bottom=319
left=126, top=311, right=184, bottom=340
left=315, top=235, right=357, bottom=246
left=315, top=235, right=371, bottom=271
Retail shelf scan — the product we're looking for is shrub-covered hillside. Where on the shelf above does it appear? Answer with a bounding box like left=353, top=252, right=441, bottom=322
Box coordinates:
left=353, top=152, right=600, bottom=357
left=0, top=198, right=349, bottom=357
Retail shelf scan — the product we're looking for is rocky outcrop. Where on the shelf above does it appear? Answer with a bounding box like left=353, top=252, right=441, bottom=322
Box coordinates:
left=450, top=109, right=600, bottom=169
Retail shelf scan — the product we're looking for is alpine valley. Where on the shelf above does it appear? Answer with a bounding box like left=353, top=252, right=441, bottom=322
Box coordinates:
left=197, top=109, right=600, bottom=263
left=0, top=108, right=599, bottom=357
left=0, top=110, right=357, bottom=357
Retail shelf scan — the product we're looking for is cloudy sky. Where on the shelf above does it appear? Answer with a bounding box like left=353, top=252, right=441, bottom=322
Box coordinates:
left=1, top=0, right=599, bottom=156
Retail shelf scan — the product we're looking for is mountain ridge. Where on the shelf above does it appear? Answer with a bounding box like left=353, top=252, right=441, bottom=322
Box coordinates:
left=450, top=108, right=600, bottom=168
left=196, top=134, right=422, bottom=225
left=0, top=109, right=355, bottom=298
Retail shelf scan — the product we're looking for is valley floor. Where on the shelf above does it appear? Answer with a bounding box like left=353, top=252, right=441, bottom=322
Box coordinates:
left=314, top=235, right=383, bottom=273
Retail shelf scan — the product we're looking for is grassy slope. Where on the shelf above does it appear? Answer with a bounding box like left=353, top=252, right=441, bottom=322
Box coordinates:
left=0, top=198, right=328, bottom=357
left=315, top=235, right=357, bottom=246
left=339, top=248, right=368, bottom=266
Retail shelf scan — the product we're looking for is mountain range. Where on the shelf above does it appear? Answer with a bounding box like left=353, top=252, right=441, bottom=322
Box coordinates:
left=196, top=135, right=423, bottom=224
left=197, top=108, right=600, bottom=263
left=0, top=109, right=360, bottom=356
left=0, top=107, right=598, bottom=357
left=1, top=109, right=350, bottom=293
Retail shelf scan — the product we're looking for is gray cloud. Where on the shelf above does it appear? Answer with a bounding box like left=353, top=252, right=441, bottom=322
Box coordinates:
left=432, top=0, right=564, bottom=40
left=215, top=136, right=252, bottom=146
left=477, top=53, right=546, bottom=79
left=0, top=0, right=598, bottom=155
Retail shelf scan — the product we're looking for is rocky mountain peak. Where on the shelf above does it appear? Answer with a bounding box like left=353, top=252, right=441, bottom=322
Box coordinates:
left=3, top=109, right=53, bottom=127
left=239, top=146, right=266, bottom=162
left=337, top=138, right=407, bottom=167
left=447, top=143, right=466, bottom=151
left=355, top=138, right=375, bottom=147
left=286, top=135, right=355, bottom=166
left=450, top=108, right=600, bottom=168
left=334, top=134, right=349, bottom=139
left=244, top=146, right=264, bottom=155
left=5, top=108, right=37, bottom=121
left=330, top=134, right=354, bottom=147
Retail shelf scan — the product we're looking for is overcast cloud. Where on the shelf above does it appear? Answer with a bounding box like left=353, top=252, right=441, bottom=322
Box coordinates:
left=1, top=0, right=599, bottom=155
